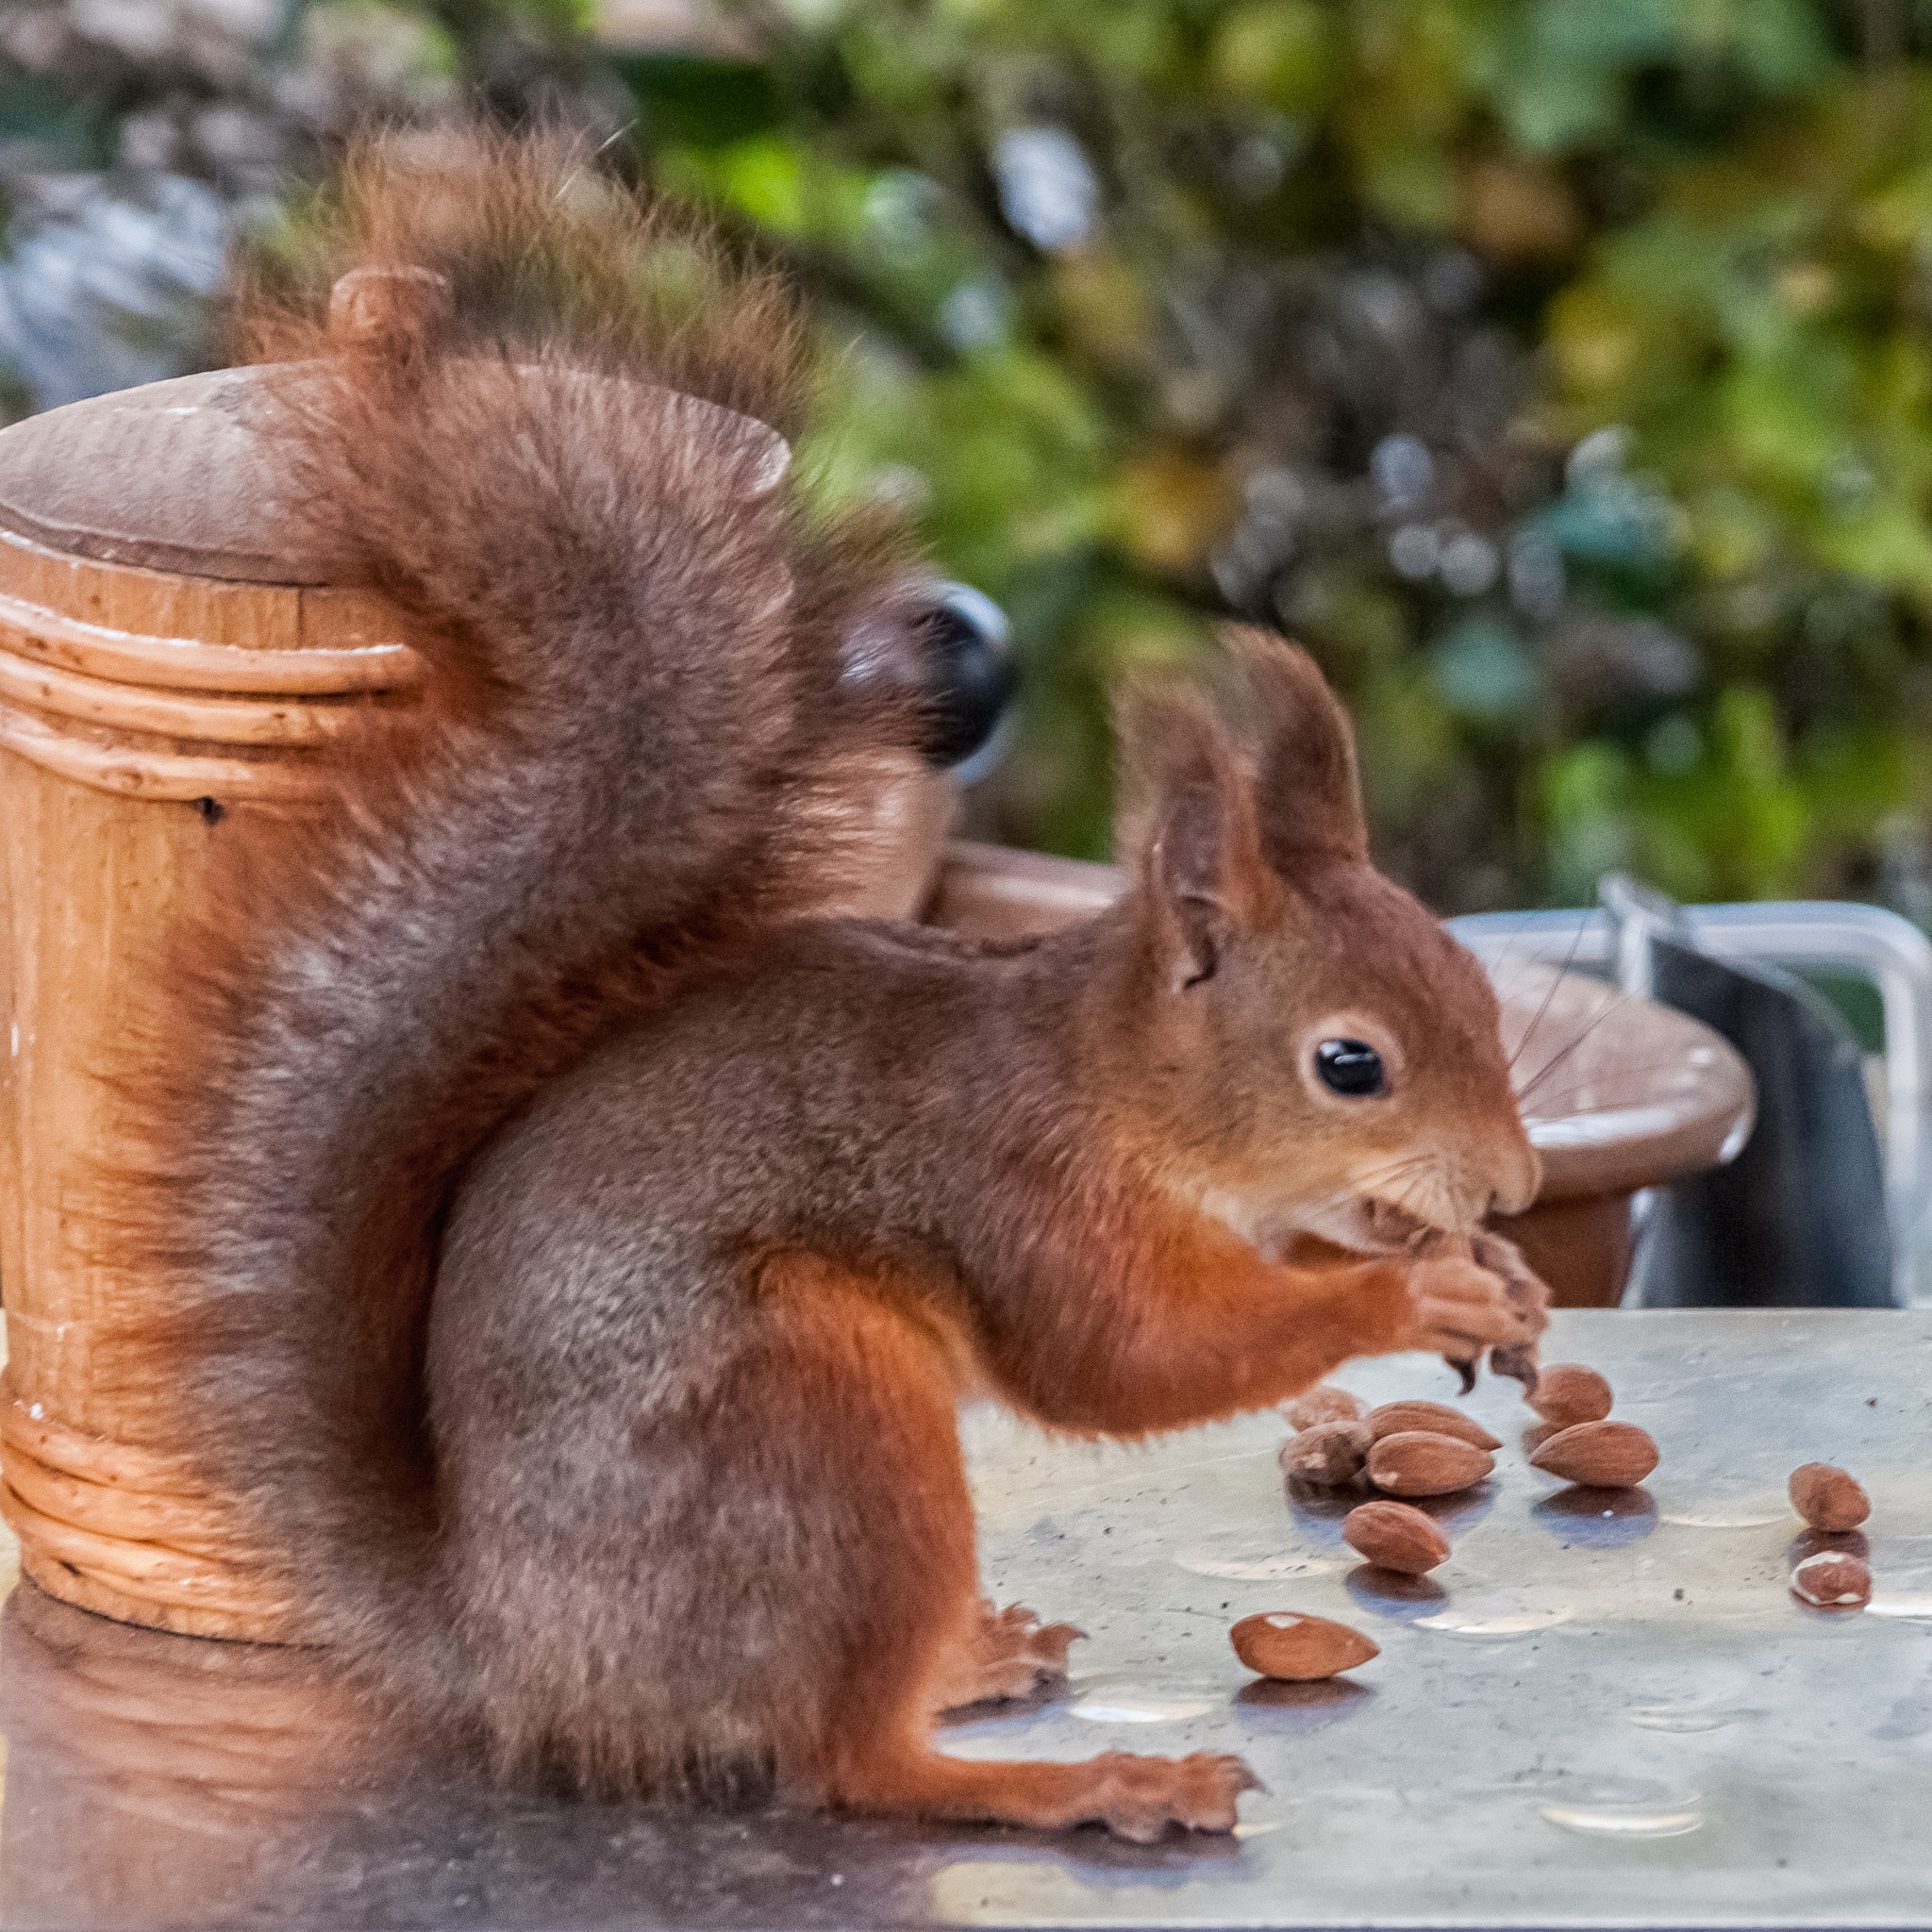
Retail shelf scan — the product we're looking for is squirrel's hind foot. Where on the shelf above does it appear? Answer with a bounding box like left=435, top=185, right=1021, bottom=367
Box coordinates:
left=929, top=1599, right=1084, bottom=1713
left=841, top=1746, right=1259, bottom=1841
left=1067, top=1749, right=1261, bottom=1842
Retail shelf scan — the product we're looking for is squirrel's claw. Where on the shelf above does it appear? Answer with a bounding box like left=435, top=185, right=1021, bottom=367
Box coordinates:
left=1488, top=1339, right=1541, bottom=1394
left=1465, top=1231, right=1552, bottom=1395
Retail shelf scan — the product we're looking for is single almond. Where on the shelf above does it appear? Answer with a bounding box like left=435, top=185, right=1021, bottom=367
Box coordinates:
left=1789, top=1462, right=1870, bottom=1533
left=1366, top=1429, right=1494, bottom=1497
left=1528, top=1420, right=1658, bottom=1488
left=1230, top=1610, right=1378, bottom=1680
left=1283, top=1384, right=1366, bottom=1430
left=1279, top=1420, right=1371, bottom=1486
left=1362, top=1401, right=1502, bottom=1451
left=1342, top=1500, right=1450, bottom=1574
left=1526, top=1363, right=1612, bottom=1428
left=1790, top=1551, right=1872, bottom=1608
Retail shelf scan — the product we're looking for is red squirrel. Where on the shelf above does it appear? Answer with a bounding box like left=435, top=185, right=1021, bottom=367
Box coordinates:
left=106, top=130, right=1546, bottom=1842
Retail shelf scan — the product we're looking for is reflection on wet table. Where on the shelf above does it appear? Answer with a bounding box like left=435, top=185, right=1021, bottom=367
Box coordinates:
left=4, top=1310, right=1930, bottom=1929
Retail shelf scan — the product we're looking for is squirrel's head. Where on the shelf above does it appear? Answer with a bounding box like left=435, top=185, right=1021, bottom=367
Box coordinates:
left=1109, top=627, right=1539, bottom=1254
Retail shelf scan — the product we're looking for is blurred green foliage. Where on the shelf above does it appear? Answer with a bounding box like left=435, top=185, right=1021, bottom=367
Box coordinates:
left=617, top=0, right=1932, bottom=917
left=13, top=0, right=1932, bottom=917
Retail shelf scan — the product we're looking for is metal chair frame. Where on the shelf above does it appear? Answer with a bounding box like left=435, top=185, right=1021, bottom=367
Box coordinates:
left=1449, top=902, right=1932, bottom=1307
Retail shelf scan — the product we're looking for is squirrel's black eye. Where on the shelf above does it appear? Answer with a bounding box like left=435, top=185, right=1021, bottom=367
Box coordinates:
left=1315, top=1039, right=1385, bottom=1097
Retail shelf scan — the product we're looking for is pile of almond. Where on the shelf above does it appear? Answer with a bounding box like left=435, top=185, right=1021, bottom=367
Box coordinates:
left=1243, top=1372, right=1886, bottom=1680
left=1278, top=1392, right=1501, bottom=1499
left=1279, top=1368, right=1661, bottom=1504
left=1264, top=1363, right=1662, bottom=1615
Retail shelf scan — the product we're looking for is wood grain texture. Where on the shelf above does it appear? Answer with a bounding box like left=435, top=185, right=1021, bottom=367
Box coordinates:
left=0, top=537, right=415, bottom=1640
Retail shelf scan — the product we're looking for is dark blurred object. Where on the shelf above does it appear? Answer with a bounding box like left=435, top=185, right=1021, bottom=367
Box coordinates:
left=1604, top=876, right=1897, bottom=1309
left=916, top=580, right=1017, bottom=775
left=1633, top=940, right=1895, bottom=1308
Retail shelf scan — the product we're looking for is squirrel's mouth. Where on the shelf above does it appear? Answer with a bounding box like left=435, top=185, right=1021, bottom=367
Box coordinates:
left=1284, top=1178, right=1477, bottom=1257
left=1195, top=1166, right=1474, bottom=1261
left=1286, top=1193, right=1430, bottom=1256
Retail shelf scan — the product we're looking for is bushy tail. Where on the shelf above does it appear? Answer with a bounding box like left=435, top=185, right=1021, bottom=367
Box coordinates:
left=99, top=128, right=925, bottom=1714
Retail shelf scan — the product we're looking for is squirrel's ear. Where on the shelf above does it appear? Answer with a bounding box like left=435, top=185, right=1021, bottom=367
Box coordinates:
left=1117, top=680, right=1274, bottom=993
left=1221, top=625, right=1370, bottom=870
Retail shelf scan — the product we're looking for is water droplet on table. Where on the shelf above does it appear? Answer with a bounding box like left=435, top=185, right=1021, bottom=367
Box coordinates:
left=1071, top=1684, right=1216, bottom=1724
left=1865, top=1594, right=1932, bottom=1620
left=1625, top=1698, right=1744, bottom=1734
left=1540, top=1797, right=1704, bottom=1838
left=1416, top=1591, right=1574, bottom=1636
left=1657, top=1487, right=1787, bottom=1528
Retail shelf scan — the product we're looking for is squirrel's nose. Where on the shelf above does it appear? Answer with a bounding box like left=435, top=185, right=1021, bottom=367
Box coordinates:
left=1489, top=1142, right=1541, bottom=1220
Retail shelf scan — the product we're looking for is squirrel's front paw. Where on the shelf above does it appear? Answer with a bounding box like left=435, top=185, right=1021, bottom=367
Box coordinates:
left=1400, top=1253, right=1540, bottom=1360
left=1465, top=1231, right=1551, bottom=1391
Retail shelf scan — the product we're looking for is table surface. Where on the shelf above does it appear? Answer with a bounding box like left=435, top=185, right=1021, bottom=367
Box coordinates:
left=3, top=1310, right=1930, bottom=1931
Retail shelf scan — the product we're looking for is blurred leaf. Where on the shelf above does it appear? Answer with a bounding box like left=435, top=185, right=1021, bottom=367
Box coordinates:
left=1429, top=616, right=1543, bottom=724
left=1111, top=446, right=1239, bottom=575
left=1210, top=2, right=1335, bottom=115
left=0, top=72, right=114, bottom=173
left=621, top=55, right=785, bottom=149
left=33, top=0, right=1932, bottom=921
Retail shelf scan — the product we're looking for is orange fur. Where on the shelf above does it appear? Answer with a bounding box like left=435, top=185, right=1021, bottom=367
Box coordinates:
left=975, top=1182, right=1511, bottom=1436
left=86, top=129, right=1546, bottom=1841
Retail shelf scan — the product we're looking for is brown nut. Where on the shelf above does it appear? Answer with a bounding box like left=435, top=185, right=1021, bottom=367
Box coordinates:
left=1279, top=1420, right=1371, bottom=1486
left=1230, top=1611, right=1379, bottom=1680
left=1789, top=1462, right=1871, bottom=1533
left=1362, top=1401, right=1501, bottom=1451
left=1342, top=1500, right=1450, bottom=1574
left=1527, top=1363, right=1613, bottom=1428
left=1528, top=1420, right=1658, bottom=1488
left=1790, top=1551, right=1872, bottom=1608
left=1366, top=1430, right=1494, bottom=1497
left=1283, top=1384, right=1366, bottom=1431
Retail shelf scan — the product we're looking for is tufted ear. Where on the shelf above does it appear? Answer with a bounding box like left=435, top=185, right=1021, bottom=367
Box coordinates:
left=1116, top=677, right=1276, bottom=993
left=1221, top=625, right=1370, bottom=871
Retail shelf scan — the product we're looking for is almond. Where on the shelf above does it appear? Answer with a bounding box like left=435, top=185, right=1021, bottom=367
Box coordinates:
left=1366, top=1429, right=1494, bottom=1497
left=1279, top=1420, right=1371, bottom=1486
left=1362, top=1401, right=1501, bottom=1451
left=1283, top=1384, right=1366, bottom=1430
left=1790, top=1551, right=1872, bottom=1608
left=1342, top=1500, right=1450, bottom=1574
left=1526, top=1363, right=1612, bottom=1428
left=1229, top=1611, right=1378, bottom=1680
left=1528, top=1420, right=1657, bottom=1488
left=1789, top=1462, right=1870, bottom=1533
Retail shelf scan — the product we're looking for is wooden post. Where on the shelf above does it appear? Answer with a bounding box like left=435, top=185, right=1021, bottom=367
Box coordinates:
left=0, top=524, right=418, bottom=1639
